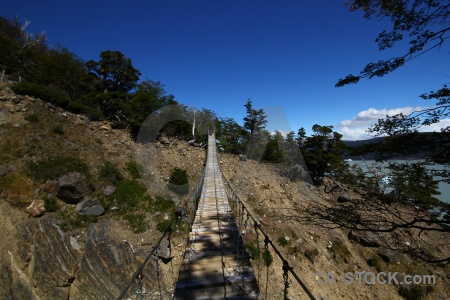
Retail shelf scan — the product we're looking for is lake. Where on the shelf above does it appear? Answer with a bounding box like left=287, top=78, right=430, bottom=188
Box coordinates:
left=348, top=160, right=449, bottom=205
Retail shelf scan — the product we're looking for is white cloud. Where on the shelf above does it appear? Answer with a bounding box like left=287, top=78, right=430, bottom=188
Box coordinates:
left=336, top=106, right=450, bottom=140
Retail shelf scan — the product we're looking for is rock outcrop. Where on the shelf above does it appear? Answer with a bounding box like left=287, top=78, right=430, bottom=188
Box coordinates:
left=56, top=173, right=92, bottom=203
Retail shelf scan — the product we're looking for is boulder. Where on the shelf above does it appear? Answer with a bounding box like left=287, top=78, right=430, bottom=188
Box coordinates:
left=348, top=230, right=380, bottom=247
left=337, top=194, right=351, bottom=203
left=26, top=200, right=46, bottom=217
left=42, top=180, right=58, bottom=193
left=239, top=155, right=247, bottom=161
left=103, top=185, right=116, bottom=196
left=158, top=135, right=170, bottom=145
left=0, top=167, right=8, bottom=177
left=158, top=237, right=172, bottom=259
left=75, top=197, right=105, bottom=216
left=56, top=172, right=92, bottom=203
left=376, top=249, right=401, bottom=264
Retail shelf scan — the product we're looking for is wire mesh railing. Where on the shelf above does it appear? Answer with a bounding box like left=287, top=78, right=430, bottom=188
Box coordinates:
left=218, top=159, right=317, bottom=300
left=116, top=151, right=207, bottom=300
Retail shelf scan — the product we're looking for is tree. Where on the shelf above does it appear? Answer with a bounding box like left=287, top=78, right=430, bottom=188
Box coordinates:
left=215, top=117, right=245, bottom=154
left=85, top=50, right=141, bottom=93
left=300, top=125, right=348, bottom=184
left=243, top=99, right=267, bottom=136
left=335, top=0, right=450, bottom=230
left=336, top=0, right=450, bottom=87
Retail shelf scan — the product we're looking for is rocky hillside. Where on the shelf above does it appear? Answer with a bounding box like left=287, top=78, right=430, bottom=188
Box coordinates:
left=0, top=82, right=449, bottom=299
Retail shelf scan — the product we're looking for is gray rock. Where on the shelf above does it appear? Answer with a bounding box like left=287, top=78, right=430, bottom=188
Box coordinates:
left=0, top=109, right=11, bottom=125
left=158, top=238, right=172, bottom=259
left=0, top=167, right=7, bottom=177
left=348, top=230, right=380, bottom=247
left=239, top=155, right=247, bottom=161
left=103, top=185, right=116, bottom=196
left=75, top=197, right=105, bottom=216
left=376, top=249, right=400, bottom=264
left=159, top=135, right=170, bottom=145
left=56, top=172, right=93, bottom=204
left=337, top=194, right=351, bottom=203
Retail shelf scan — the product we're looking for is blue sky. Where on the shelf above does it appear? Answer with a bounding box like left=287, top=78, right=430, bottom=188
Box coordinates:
left=1, top=0, right=449, bottom=140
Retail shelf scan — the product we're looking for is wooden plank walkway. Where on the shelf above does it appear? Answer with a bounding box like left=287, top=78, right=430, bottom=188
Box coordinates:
left=173, top=133, right=260, bottom=300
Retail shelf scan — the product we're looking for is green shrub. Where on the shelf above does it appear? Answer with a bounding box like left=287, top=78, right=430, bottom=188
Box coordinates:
left=398, top=285, right=428, bottom=300
left=25, top=156, right=89, bottom=182
left=262, top=249, right=273, bottom=266
left=123, top=213, right=146, bottom=233
left=125, top=160, right=142, bottom=179
left=24, top=114, right=39, bottom=123
left=52, top=124, right=64, bottom=135
left=330, top=240, right=351, bottom=262
left=168, top=167, right=189, bottom=194
left=149, top=195, right=175, bottom=213
left=304, top=248, right=319, bottom=264
left=12, top=81, right=71, bottom=108
left=245, top=242, right=260, bottom=259
left=112, top=179, right=149, bottom=212
left=277, top=236, right=290, bottom=247
left=156, top=218, right=173, bottom=233
left=44, top=197, right=59, bottom=212
left=367, top=254, right=383, bottom=272
left=99, top=161, right=123, bottom=183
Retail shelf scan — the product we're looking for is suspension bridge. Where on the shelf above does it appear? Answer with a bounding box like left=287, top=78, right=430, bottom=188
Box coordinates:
left=117, top=132, right=317, bottom=300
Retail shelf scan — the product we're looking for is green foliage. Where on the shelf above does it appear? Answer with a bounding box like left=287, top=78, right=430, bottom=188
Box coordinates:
left=277, top=236, right=290, bottom=247
left=215, top=117, right=245, bottom=154
left=367, top=254, right=383, bottom=272
left=123, top=213, right=146, bottom=233
left=99, top=161, right=123, bottom=184
left=245, top=242, right=260, bottom=259
left=44, top=196, right=59, bottom=212
left=24, top=114, right=39, bottom=123
left=150, top=196, right=175, bottom=213
left=261, top=131, right=285, bottom=163
left=398, top=285, right=429, bottom=300
left=262, top=249, right=273, bottom=266
left=85, top=50, right=141, bottom=93
left=330, top=240, right=351, bottom=262
left=13, top=81, right=71, bottom=108
left=156, top=218, right=173, bottom=233
left=51, top=124, right=64, bottom=135
left=387, top=162, right=441, bottom=209
left=304, top=248, right=319, bottom=264
left=168, top=167, right=189, bottom=194
left=25, top=156, right=88, bottom=182
left=300, top=124, right=347, bottom=184
left=125, top=160, right=142, bottom=179
left=112, top=179, right=149, bottom=212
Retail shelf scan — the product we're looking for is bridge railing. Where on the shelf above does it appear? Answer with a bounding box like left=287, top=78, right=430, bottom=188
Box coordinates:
left=217, top=157, right=317, bottom=300
left=116, top=146, right=208, bottom=300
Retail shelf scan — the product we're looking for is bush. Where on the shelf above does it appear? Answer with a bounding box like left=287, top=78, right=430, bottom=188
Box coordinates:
left=330, top=240, right=351, bottom=262
left=125, top=160, right=142, bottom=179
left=123, top=213, right=147, bottom=233
left=12, top=81, right=71, bottom=108
left=277, top=236, right=290, bottom=247
left=156, top=218, right=173, bottom=233
left=149, top=195, right=175, bottom=213
left=99, top=161, right=123, bottom=183
left=24, top=114, right=39, bottom=123
left=168, top=167, right=189, bottom=194
left=304, top=248, right=319, bottom=264
left=112, top=179, right=149, bottom=212
left=52, top=124, right=64, bottom=135
left=245, top=242, right=260, bottom=259
left=25, top=156, right=88, bottom=182
left=262, top=249, right=273, bottom=266
left=367, top=254, right=383, bottom=272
